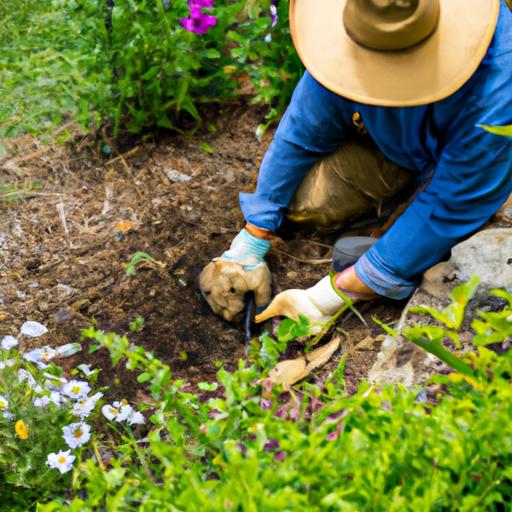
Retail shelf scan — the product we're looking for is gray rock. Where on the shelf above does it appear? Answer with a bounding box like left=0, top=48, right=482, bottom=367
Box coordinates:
left=368, top=228, right=512, bottom=387
left=165, top=169, right=192, bottom=183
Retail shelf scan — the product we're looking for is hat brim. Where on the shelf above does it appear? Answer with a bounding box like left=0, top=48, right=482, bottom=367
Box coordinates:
left=290, top=0, right=500, bottom=107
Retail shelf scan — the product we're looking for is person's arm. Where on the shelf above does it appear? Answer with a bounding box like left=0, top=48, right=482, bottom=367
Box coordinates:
left=240, top=71, right=354, bottom=232
left=356, top=118, right=512, bottom=299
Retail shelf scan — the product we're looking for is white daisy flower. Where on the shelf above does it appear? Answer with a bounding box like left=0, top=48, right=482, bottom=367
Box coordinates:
left=0, top=359, right=15, bottom=370
left=55, top=343, right=81, bottom=358
left=101, top=400, right=133, bottom=422
left=49, top=391, right=65, bottom=406
left=62, top=380, right=91, bottom=400
left=62, top=422, right=91, bottom=449
left=34, top=396, right=50, bottom=408
left=1, top=335, right=18, bottom=351
left=23, top=346, right=57, bottom=367
left=72, top=392, right=103, bottom=419
left=3, top=411, right=14, bottom=420
left=46, top=450, right=76, bottom=474
left=0, top=395, right=8, bottom=409
left=20, top=321, right=48, bottom=338
left=127, top=410, right=145, bottom=425
left=77, top=364, right=95, bottom=376
left=18, top=369, right=42, bottom=393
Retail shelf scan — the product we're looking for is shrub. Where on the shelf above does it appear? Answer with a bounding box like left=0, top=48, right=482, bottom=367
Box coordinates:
left=0, top=0, right=302, bottom=138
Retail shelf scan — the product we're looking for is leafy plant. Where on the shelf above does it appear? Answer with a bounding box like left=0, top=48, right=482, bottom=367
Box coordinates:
left=123, top=251, right=162, bottom=277
left=0, top=0, right=302, bottom=139
left=35, top=316, right=512, bottom=511
left=409, top=275, right=480, bottom=330
left=472, top=289, right=512, bottom=347
left=4, top=282, right=512, bottom=511
left=129, top=316, right=145, bottom=333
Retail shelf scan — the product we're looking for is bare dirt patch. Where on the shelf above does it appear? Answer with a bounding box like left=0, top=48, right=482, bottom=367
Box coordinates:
left=0, top=105, right=404, bottom=399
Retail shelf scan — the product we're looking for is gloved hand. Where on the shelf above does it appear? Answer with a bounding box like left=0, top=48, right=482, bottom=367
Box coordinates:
left=255, top=267, right=379, bottom=333
left=254, top=276, right=344, bottom=331
left=199, top=228, right=272, bottom=321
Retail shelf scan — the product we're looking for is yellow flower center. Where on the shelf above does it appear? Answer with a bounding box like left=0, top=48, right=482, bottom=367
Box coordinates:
left=73, top=429, right=83, bottom=439
left=72, top=385, right=81, bottom=395
left=0, top=400, right=6, bottom=409
left=58, top=456, right=67, bottom=464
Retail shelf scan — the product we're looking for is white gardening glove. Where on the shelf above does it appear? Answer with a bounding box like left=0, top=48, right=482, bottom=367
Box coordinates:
left=255, top=268, right=379, bottom=334
left=199, top=228, right=272, bottom=321
left=254, top=276, right=344, bottom=331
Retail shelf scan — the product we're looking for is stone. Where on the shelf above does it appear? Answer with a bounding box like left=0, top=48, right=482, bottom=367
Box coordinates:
left=165, top=169, right=192, bottom=183
left=20, top=321, right=48, bottom=338
left=368, top=228, right=512, bottom=387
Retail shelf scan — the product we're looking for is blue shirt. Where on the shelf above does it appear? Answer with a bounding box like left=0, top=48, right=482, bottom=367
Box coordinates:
left=240, top=1, right=512, bottom=299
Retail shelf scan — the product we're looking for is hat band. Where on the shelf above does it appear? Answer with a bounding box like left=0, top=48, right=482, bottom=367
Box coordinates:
left=343, top=0, right=441, bottom=51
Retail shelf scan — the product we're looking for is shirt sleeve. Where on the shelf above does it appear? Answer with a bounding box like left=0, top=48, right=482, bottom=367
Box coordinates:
left=356, top=115, right=512, bottom=300
left=240, top=71, right=353, bottom=231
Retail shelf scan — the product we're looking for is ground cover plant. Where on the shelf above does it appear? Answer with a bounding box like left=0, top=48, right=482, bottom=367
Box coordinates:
left=0, top=281, right=511, bottom=510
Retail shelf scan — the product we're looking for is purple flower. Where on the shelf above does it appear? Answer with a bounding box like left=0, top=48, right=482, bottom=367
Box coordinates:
left=326, top=430, right=340, bottom=442
left=274, top=451, right=286, bottom=462
left=270, top=1, right=278, bottom=28
left=261, top=378, right=273, bottom=398
left=275, top=404, right=288, bottom=418
left=288, top=406, right=300, bottom=422
left=191, top=0, right=215, bottom=7
left=381, top=400, right=392, bottom=411
left=179, top=0, right=217, bottom=35
left=264, top=439, right=280, bottom=452
left=260, top=398, right=273, bottom=410
left=326, top=420, right=345, bottom=442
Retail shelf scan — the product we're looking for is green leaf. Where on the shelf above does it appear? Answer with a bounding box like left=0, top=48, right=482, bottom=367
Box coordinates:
left=479, top=124, right=512, bottom=137
left=198, top=142, right=214, bottom=154
left=410, top=276, right=479, bottom=329
left=372, top=316, right=398, bottom=337
left=137, top=372, right=151, bottom=383
left=198, top=382, right=218, bottom=392
left=277, top=314, right=310, bottom=343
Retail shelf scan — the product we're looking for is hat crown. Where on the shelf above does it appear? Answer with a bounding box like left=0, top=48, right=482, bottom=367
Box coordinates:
left=344, top=0, right=440, bottom=51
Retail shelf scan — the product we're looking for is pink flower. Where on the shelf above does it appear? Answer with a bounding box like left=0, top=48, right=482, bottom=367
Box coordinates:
left=260, top=398, right=272, bottom=410
left=179, top=1, right=217, bottom=35
left=274, top=451, right=286, bottom=462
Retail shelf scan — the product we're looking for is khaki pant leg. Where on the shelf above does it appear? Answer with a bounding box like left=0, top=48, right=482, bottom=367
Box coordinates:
left=287, top=140, right=413, bottom=230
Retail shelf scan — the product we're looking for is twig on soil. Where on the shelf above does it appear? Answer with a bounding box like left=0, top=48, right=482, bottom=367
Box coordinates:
left=106, top=146, right=140, bottom=166
left=56, top=200, right=72, bottom=248
left=269, top=246, right=332, bottom=265
left=102, top=186, right=112, bottom=215
left=297, top=239, right=333, bottom=250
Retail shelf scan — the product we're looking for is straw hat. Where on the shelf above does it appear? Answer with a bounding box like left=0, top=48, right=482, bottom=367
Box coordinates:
left=289, top=0, right=500, bottom=106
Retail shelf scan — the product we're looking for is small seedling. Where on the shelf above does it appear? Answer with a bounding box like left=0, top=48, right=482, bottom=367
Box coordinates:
left=124, top=252, right=164, bottom=277
left=129, top=316, right=145, bottom=333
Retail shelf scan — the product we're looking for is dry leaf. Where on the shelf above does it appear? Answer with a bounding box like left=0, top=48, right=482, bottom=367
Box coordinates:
left=267, top=337, right=341, bottom=389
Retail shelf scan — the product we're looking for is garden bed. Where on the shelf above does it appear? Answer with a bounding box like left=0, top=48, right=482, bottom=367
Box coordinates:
left=0, top=104, right=404, bottom=400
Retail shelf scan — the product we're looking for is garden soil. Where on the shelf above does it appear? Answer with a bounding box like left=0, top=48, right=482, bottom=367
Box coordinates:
left=0, top=105, right=405, bottom=400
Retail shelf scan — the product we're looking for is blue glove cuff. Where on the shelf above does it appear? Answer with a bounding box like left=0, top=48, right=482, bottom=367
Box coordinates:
left=221, top=229, right=271, bottom=270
